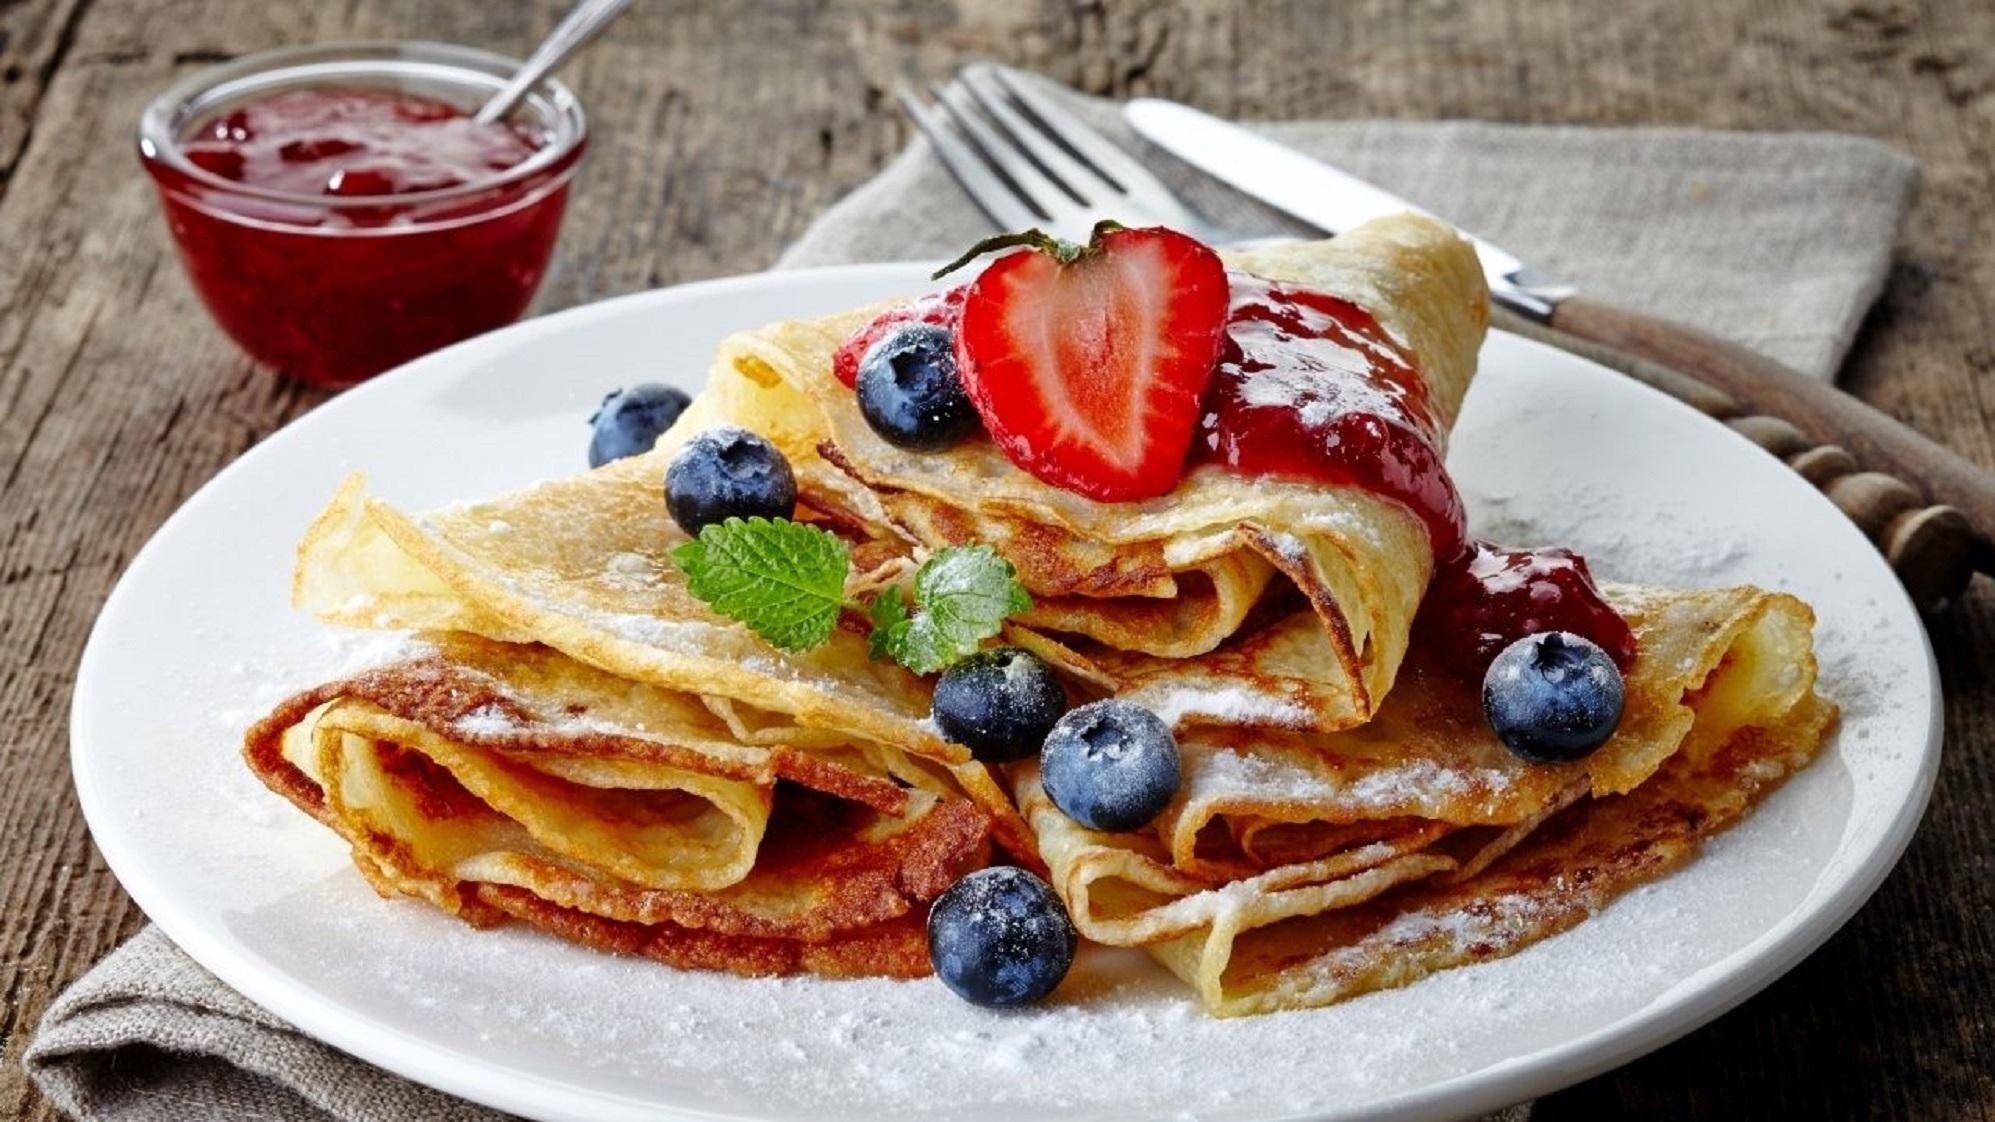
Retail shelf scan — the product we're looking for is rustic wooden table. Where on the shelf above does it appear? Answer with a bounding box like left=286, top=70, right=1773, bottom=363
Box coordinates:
left=2, top=1, right=1991, bottom=1118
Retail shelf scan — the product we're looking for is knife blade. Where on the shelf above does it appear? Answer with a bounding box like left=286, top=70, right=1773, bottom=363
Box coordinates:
left=1124, top=97, right=1575, bottom=318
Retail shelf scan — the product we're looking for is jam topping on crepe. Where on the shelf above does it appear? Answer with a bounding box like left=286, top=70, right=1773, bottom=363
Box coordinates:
left=1194, top=275, right=1465, bottom=559
left=840, top=231, right=1634, bottom=677
left=1416, top=541, right=1639, bottom=679
left=1189, top=276, right=1630, bottom=675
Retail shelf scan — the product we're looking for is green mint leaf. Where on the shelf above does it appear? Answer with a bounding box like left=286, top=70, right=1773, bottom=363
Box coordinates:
left=874, top=544, right=1032, bottom=674
left=867, top=583, right=913, bottom=663
left=671, top=517, right=852, bottom=651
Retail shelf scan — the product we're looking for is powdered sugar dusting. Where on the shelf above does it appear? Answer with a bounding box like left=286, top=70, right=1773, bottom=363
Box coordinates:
left=1237, top=350, right=1392, bottom=416
left=1366, top=890, right=1556, bottom=957
left=1141, top=685, right=1311, bottom=730
left=452, top=698, right=663, bottom=741
left=1461, top=479, right=1753, bottom=587
left=1257, top=530, right=1309, bottom=567
left=606, top=551, right=653, bottom=576
left=213, top=629, right=431, bottom=736
left=1188, top=746, right=1506, bottom=816
left=577, top=607, right=844, bottom=688
left=454, top=704, right=520, bottom=737
left=325, top=630, right=431, bottom=678
left=600, top=551, right=663, bottom=592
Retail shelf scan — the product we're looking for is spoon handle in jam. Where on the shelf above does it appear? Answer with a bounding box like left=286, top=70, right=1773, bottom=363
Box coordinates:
left=475, top=0, right=632, bottom=126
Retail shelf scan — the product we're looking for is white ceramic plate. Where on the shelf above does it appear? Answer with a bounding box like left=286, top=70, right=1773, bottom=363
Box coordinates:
left=72, top=264, right=1939, bottom=1122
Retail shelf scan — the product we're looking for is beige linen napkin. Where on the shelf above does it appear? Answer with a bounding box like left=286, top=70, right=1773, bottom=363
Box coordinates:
left=30, top=77, right=1913, bottom=1122
left=783, top=79, right=1916, bottom=381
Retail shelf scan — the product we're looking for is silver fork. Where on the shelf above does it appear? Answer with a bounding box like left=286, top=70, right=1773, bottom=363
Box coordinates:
left=897, top=64, right=1236, bottom=245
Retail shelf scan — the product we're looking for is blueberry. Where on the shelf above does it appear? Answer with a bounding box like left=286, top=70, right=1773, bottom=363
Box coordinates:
left=927, top=866, right=1076, bottom=1008
left=1040, top=699, right=1180, bottom=832
left=663, top=427, right=797, bottom=536
left=589, top=383, right=693, bottom=468
left=856, top=323, right=980, bottom=451
left=1482, top=631, right=1626, bottom=763
left=932, top=648, right=1069, bottom=763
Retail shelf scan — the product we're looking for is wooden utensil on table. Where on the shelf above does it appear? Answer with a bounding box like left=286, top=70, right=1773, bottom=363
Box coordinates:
left=1493, top=307, right=1982, bottom=609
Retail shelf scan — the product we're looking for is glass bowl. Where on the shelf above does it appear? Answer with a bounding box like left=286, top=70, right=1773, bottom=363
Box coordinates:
left=138, top=41, right=588, bottom=388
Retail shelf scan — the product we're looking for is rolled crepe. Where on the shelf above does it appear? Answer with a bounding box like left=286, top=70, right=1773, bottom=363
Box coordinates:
left=1018, top=583, right=1836, bottom=1014
left=291, top=467, right=1036, bottom=863
left=288, top=217, right=1485, bottom=867
left=244, top=634, right=990, bottom=979
left=704, top=215, right=1489, bottom=733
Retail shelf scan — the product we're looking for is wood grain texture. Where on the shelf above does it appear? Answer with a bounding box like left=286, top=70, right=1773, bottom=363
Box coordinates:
left=2, top=1, right=1992, bottom=1120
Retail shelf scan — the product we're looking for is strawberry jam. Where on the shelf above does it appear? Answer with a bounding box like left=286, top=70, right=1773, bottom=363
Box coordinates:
left=1194, top=275, right=1466, bottom=559
left=1194, top=274, right=1631, bottom=677
left=834, top=285, right=968, bottom=387
left=180, top=89, right=542, bottom=198
left=1416, top=541, right=1638, bottom=679
left=140, top=63, right=585, bottom=388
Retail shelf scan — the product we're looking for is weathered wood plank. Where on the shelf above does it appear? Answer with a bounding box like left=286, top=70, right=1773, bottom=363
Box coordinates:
left=2, top=2, right=1991, bottom=1120
left=0, top=0, right=90, bottom=193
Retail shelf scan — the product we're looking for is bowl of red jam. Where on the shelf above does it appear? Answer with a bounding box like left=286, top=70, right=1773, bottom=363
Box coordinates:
left=138, top=42, right=587, bottom=387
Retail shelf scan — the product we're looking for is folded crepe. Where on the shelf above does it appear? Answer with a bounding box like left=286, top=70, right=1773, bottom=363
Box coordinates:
left=289, top=217, right=1483, bottom=868
left=292, top=467, right=1037, bottom=863
left=700, top=215, right=1488, bottom=733
left=266, top=210, right=1836, bottom=1015
left=244, top=634, right=990, bottom=978
left=1020, top=582, right=1835, bottom=1015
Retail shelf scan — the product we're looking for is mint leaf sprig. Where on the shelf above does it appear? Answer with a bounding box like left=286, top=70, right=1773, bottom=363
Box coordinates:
left=673, top=518, right=853, bottom=652
left=869, top=544, right=1033, bottom=674
left=672, top=517, right=1031, bottom=673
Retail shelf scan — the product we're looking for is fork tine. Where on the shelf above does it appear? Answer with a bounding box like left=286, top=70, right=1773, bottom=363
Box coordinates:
left=931, top=81, right=1093, bottom=239
left=978, top=64, right=1210, bottom=234
left=965, top=64, right=1128, bottom=193
left=954, top=68, right=1095, bottom=207
left=895, top=87, right=1044, bottom=232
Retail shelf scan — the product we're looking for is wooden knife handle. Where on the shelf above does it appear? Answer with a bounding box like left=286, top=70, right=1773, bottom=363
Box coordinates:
left=1493, top=302, right=1989, bottom=611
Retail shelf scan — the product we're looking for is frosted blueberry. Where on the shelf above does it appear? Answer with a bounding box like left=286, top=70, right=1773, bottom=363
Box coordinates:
left=932, top=647, right=1068, bottom=763
left=663, top=427, right=796, bottom=536
left=856, top=322, right=979, bottom=451
left=927, top=866, right=1076, bottom=1008
left=1040, top=699, right=1180, bottom=832
left=1482, top=631, right=1625, bottom=763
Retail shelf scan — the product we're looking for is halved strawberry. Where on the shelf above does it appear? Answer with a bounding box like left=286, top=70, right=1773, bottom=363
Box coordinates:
left=948, top=224, right=1229, bottom=502
left=832, top=285, right=968, bottom=388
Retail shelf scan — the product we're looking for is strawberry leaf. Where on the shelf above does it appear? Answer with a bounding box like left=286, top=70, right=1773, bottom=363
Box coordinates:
left=933, top=228, right=1085, bottom=280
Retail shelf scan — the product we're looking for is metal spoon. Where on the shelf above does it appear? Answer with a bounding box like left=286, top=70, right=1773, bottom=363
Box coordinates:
left=473, top=0, right=632, bottom=126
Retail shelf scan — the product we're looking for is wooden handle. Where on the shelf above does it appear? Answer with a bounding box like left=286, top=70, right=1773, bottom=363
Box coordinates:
left=1493, top=303, right=1987, bottom=611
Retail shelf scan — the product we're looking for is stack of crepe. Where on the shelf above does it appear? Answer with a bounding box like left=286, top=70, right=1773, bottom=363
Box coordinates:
left=248, top=447, right=1029, bottom=978
left=244, top=634, right=989, bottom=976
left=248, top=214, right=1834, bottom=1009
